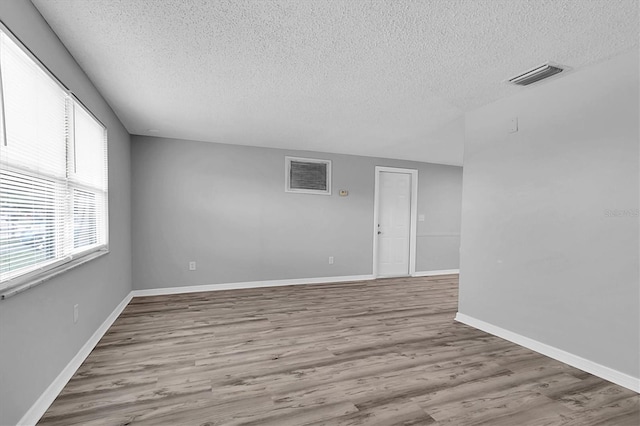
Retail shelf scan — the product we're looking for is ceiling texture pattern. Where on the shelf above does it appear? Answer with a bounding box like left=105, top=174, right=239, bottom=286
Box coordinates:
left=33, top=0, right=639, bottom=165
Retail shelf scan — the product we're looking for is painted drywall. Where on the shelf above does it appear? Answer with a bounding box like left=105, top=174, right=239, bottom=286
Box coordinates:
left=0, top=1, right=132, bottom=425
left=132, top=136, right=462, bottom=290
left=416, top=164, right=463, bottom=272
left=459, top=49, right=639, bottom=378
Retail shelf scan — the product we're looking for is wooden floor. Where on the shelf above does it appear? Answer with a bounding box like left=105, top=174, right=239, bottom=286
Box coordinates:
left=39, top=275, right=639, bottom=425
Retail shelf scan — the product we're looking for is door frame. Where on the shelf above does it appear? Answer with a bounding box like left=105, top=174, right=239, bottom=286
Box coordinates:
left=372, top=166, right=418, bottom=278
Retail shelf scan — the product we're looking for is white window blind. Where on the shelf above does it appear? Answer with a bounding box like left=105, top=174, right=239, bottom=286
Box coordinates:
left=0, top=28, right=108, bottom=292
left=69, top=103, right=108, bottom=253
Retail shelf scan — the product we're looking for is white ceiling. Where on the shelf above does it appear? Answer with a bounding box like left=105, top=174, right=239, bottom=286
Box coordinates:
left=33, top=0, right=639, bottom=165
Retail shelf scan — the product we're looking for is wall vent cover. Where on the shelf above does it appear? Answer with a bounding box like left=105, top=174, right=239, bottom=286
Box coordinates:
left=509, top=63, right=564, bottom=86
left=285, top=156, right=331, bottom=195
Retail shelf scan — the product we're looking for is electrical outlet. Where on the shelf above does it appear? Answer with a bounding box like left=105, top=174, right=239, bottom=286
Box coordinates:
left=189, top=261, right=196, bottom=271
left=328, top=256, right=334, bottom=265
left=73, top=304, right=79, bottom=324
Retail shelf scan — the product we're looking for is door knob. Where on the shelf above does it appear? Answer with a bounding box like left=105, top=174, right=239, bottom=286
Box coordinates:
left=378, top=231, right=382, bottom=235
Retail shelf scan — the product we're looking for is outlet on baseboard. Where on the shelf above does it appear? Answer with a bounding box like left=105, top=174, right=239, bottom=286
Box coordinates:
left=328, top=256, right=334, bottom=265
left=73, top=304, right=79, bottom=324
left=189, top=261, right=196, bottom=271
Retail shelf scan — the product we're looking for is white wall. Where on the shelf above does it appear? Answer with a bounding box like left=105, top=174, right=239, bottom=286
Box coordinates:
left=131, top=136, right=462, bottom=290
left=0, top=2, right=132, bottom=425
left=459, top=49, right=639, bottom=379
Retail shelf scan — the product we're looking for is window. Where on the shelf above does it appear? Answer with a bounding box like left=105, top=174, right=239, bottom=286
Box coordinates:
left=285, top=156, right=331, bottom=195
left=0, top=26, right=108, bottom=294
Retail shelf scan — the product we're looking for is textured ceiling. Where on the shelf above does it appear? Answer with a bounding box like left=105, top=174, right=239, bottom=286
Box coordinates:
left=32, top=0, right=639, bottom=165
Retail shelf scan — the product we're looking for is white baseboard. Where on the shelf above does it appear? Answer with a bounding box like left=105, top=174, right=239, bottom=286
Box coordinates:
left=412, top=269, right=459, bottom=277
left=131, top=274, right=376, bottom=297
left=455, top=312, right=640, bottom=393
left=18, top=292, right=134, bottom=426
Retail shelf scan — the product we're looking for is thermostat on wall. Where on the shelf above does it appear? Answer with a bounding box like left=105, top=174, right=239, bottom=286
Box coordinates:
left=339, top=190, right=349, bottom=196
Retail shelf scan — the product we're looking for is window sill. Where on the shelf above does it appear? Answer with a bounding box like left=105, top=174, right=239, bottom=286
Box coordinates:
left=0, top=248, right=109, bottom=300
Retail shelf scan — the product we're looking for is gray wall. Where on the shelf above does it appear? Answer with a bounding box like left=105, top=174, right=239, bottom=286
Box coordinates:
left=459, top=49, right=639, bottom=378
left=132, top=136, right=462, bottom=290
left=0, top=1, right=132, bottom=425
left=416, top=164, right=462, bottom=271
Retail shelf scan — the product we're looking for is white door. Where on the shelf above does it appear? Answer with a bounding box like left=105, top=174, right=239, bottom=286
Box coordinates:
left=377, top=171, right=412, bottom=277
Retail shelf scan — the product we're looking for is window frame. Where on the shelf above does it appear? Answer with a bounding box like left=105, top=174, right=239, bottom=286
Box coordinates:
left=284, top=156, right=332, bottom=195
left=0, top=22, right=109, bottom=299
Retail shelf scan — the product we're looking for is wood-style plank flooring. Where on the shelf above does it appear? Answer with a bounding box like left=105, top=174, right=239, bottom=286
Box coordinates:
left=39, top=275, right=639, bottom=425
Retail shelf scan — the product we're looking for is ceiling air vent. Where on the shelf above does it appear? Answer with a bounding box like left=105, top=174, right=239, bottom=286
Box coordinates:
left=508, top=63, right=564, bottom=86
